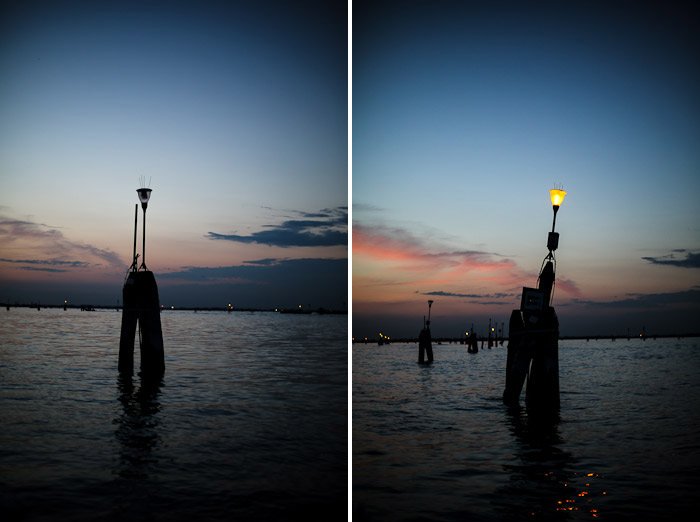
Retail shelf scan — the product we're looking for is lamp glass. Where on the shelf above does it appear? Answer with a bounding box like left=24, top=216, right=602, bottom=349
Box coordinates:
left=137, top=188, right=152, bottom=204
left=549, top=188, right=567, bottom=207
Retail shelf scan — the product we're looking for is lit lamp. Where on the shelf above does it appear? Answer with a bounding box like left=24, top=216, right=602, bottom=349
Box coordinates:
left=547, top=188, right=567, bottom=253
left=137, top=187, right=152, bottom=270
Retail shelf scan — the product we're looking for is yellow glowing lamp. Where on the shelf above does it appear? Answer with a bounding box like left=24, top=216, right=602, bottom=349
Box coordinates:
left=547, top=186, right=568, bottom=248
left=549, top=188, right=567, bottom=208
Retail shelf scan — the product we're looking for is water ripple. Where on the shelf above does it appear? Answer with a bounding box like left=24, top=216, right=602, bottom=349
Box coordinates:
left=0, top=308, right=347, bottom=521
left=353, top=339, right=700, bottom=521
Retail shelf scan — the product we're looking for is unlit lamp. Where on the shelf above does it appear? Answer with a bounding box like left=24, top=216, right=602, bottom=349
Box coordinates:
left=137, top=188, right=152, bottom=210
left=136, top=186, right=153, bottom=269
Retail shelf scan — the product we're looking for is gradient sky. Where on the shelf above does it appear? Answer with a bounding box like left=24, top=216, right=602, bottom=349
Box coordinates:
left=353, top=0, right=700, bottom=337
left=1, top=0, right=347, bottom=309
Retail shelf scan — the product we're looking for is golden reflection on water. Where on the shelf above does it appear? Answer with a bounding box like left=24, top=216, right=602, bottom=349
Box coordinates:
left=554, top=470, right=605, bottom=517
left=504, top=408, right=610, bottom=519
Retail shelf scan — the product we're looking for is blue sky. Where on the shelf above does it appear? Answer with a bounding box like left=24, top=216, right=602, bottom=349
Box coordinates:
left=353, top=0, right=700, bottom=336
left=0, top=0, right=347, bottom=309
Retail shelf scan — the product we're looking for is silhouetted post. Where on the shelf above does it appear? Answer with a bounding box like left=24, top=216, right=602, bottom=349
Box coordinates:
left=131, top=204, right=138, bottom=270
left=504, top=187, right=567, bottom=414
left=119, top=184, right=164, bottom=378
left=418, top=300, right=434, bottom=363
left=467, top=324, right=478, bottom=353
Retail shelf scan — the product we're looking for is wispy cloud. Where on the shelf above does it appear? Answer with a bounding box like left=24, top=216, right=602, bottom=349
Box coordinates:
left=243, top=258, right=280, bottom=266
left=0, top=216, right=123, bottom=269
left=0, top=257, right=89, bottom=268
left=161, top=257, right=346, bottom=283
left=355, top=223, right=528, bottom=286
left=567, top=287, right=700, bottom=309
left=18, top=266, right=68, bottom=273
left=353, top=202, right=385, bottom=213
left=424, top=290, right=514, bottom=299
left=642, top=250, right=700, bottom=268
left=353, top=223, right=583, bottom=306
left=207, top=207, right=347, bottom=247
left=157, top=257, right=347, bottom=307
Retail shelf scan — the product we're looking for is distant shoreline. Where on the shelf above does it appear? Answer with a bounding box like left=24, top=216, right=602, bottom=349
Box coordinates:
left=1, top=303, right=347, bottom=315
left=353, top=333, right=700, bottom=343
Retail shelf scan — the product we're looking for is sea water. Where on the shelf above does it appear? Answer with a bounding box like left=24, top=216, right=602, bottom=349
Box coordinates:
left=0, top=307, right=347, bottom=521
left=353, top=338, right=700, bottom=521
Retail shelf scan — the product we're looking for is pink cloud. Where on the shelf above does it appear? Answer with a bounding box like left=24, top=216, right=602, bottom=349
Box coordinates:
left=353, top=223, right=582, bottom=307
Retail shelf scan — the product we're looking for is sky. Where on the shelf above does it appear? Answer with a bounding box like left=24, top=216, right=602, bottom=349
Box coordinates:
left=353, top=0, right=700, bottom=337
left=0, top=0, right=347, bottom=310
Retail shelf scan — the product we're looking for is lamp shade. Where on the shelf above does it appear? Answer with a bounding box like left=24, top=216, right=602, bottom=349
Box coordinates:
left=137, top=188, right=152, bottom=204
left=549, top=188, right=567, bottom=207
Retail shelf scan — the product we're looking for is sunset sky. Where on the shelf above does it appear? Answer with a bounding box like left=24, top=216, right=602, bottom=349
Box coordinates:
left=0, top=0, right=347, bottom=309
left=353, top=0, right=700, bottom=337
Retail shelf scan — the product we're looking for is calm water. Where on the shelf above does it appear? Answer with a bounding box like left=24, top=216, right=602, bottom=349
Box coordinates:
left=0, top=308, right=347, bottom=521
left=353, top=339, right=700, bottom=521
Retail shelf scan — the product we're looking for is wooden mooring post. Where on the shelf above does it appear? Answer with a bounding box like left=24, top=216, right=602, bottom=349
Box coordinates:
left=418, top=300, right=434, bottom=364
left=118, top=185, right=164, bottom=378
left=119, top=270, right=164, bottom=377
left=504, top=187, right=567, bottom=414
left=503, top=277, right=560, bottom=412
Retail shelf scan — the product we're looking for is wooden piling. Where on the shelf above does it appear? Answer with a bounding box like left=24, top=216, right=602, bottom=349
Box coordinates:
left=503, top=310, right=529, bottom=406
left=418, top=327, right=433, bottom=363
left=503, top=260, right=561, bottom=413
left=524, top=307, right=560, bottom=411
left=119, top=270, right=164, bottom=377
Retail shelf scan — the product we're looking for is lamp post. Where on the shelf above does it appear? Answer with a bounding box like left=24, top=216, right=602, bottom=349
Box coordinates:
left=119, top=183, right=164, bottom=378
left=547, top=188, right=567, bottom=255
left=503, top=186, right=569, bottom=413
left=137, top=187, right=152, bottom=270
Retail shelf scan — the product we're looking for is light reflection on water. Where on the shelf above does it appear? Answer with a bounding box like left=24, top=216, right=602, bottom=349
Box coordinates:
left=353, top=339, right=700, bottom=521
left=0, top=308, right=347, bottom=521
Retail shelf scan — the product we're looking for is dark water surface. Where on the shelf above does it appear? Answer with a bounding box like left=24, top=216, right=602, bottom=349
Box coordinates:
left=0, top=308, right=347, bottom=521
left=353, top=339, right=700, bottom=521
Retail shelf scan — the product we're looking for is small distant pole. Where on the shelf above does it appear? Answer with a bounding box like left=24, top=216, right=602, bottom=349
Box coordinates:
left=418, top=300, right=434, bottom=363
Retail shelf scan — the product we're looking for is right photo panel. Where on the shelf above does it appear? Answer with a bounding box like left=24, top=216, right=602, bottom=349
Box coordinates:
left=352, top=0, right=700, bottom=520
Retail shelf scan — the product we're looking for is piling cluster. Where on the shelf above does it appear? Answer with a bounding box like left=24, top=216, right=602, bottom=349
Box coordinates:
left=118, top=186, right=165, bottom=379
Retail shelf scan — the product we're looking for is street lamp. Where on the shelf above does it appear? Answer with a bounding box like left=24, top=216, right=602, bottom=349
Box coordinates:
left=547, top=187, right=567, bottom=254
left=504, top=186, right=569, bottom=410
left=136, top=187, right=152, bottom=270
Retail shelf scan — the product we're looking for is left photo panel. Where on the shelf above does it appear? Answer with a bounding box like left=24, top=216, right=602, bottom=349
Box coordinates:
left=0, top=0, right=348, bottom=520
